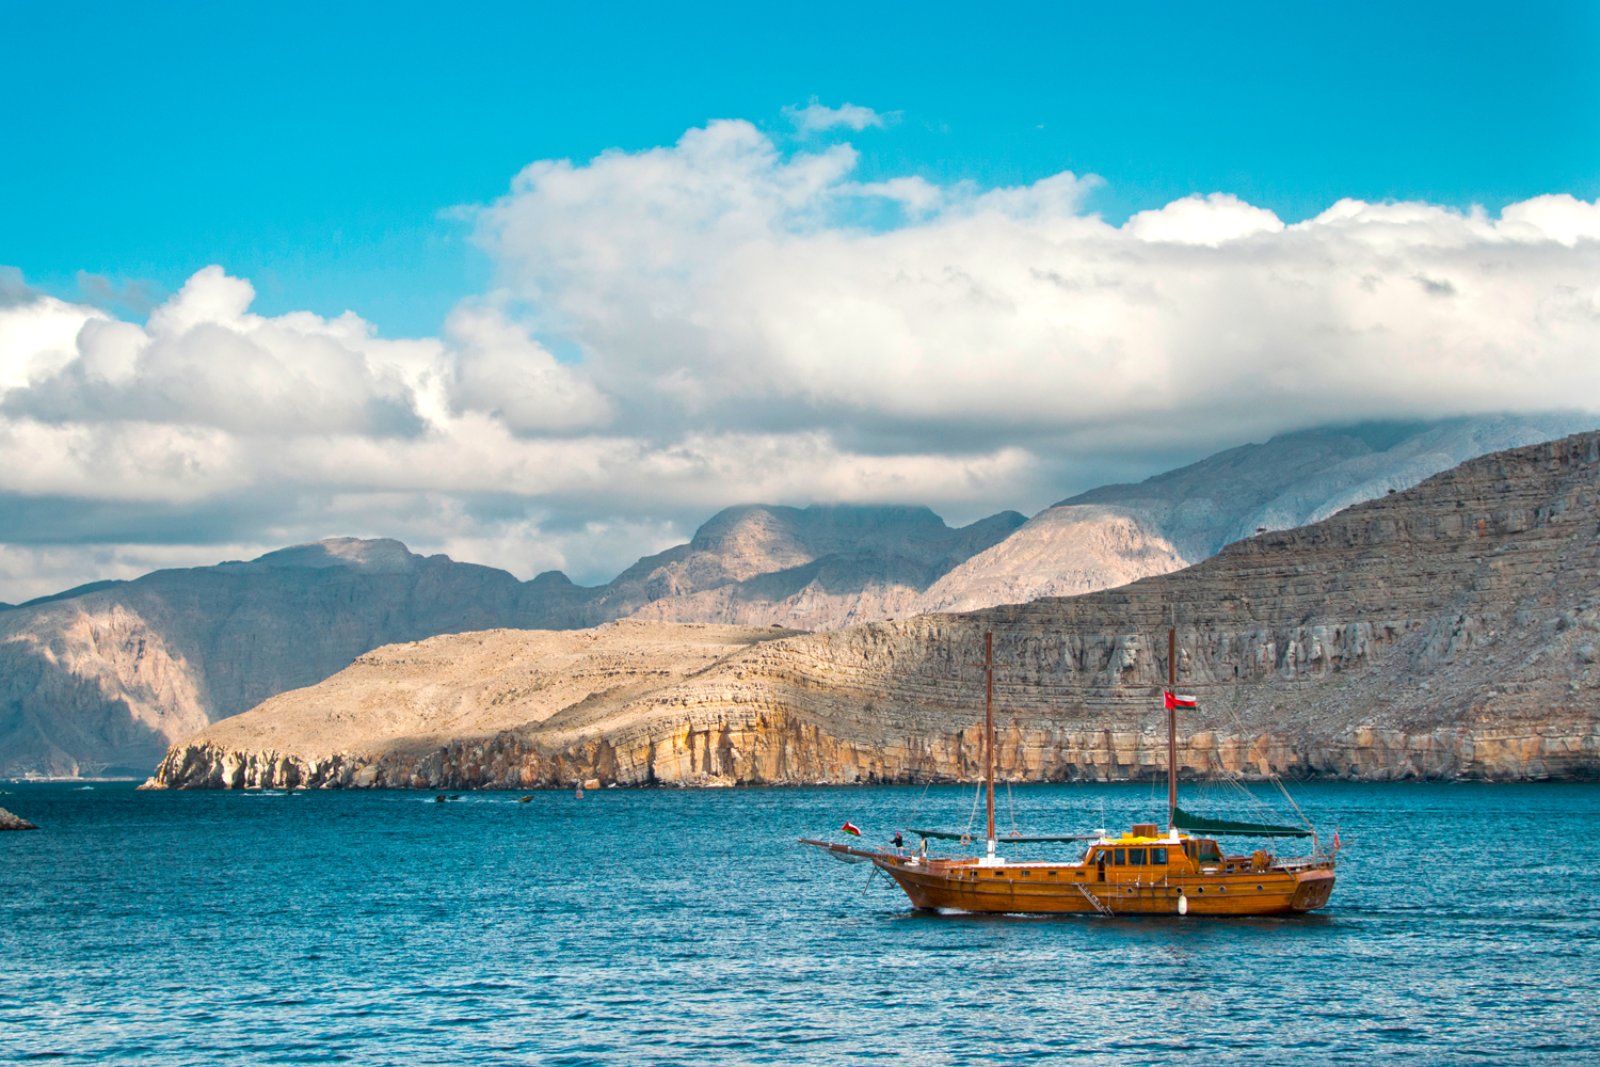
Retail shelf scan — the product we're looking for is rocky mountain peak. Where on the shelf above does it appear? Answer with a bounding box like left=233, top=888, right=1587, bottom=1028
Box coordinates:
left=228, top=537, right=420, bottom=574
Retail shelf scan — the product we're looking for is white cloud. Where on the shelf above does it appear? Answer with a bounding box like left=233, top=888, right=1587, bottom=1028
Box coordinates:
left=443, top=302, right=612, bottom=434
left=783, top=100, right=888, bottom=133
left=471, top=122, right=1600, bottom=455
left=4, top=268, right=425, bottom=436
left=1125, top=193, right=1285, bottom=245
left=1496, top=193, right=1600, bottom=246
left=0, top=293, right=105, bottom=391
left=2, top=116, right=1599, bottom=601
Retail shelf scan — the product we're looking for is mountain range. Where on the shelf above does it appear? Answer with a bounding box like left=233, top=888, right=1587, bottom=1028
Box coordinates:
left=3, top=412, right=1591, bottom=778
left=152, top=428, right=1600, bottom=789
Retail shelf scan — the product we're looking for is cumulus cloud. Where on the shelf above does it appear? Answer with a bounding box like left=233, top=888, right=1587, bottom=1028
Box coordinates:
left=1124, top=193, right=1285, bottom=245
left=442, top=302, right=612, bottom=434
left=472, top=119, right=1600, bottom=459
left=5, top=268, right=425, bottom=436
left=2, top=115, right=1599, bottom=600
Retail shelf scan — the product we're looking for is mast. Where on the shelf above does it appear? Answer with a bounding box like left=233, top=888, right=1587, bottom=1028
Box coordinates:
left=984, top=630, right=996, bottom=857
left=1167, top=626, right=1178, bottom=831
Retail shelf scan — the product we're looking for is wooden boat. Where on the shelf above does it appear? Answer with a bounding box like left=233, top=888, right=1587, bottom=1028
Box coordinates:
left=803, top=630, right=1338, bottom=916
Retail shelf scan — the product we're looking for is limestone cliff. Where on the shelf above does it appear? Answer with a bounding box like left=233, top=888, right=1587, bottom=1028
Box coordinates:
left=149, top=431, right=1600, bottom=788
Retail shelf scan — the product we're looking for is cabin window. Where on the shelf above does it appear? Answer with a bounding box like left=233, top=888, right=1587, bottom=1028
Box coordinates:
left=1151, top=848, right=1168, bottom=865
left=1127, top=848, right=1147, bottom=866
left=1113, top=848, right=1126, bottom=865
left=1020, top=871, right=1031, bottom=878
left=1197, top=840, right=1222, bottom=862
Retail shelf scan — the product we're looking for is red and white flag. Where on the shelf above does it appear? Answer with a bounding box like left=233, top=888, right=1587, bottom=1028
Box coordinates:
left=1164, top=691, right=1197, bottom=710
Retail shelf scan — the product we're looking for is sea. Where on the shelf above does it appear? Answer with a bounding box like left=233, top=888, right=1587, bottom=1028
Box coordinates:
left=3, top=780, right=1597, bottom=1065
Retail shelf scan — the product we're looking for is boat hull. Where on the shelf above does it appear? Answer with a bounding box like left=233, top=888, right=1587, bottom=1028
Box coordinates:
left=873, top=855, right=1336, bottom=916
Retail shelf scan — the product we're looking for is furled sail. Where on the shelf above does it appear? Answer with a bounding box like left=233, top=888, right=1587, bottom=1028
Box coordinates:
left=909, top=828, right=1099, bottom=843
left=1171, top=805, right=1311, bottom=838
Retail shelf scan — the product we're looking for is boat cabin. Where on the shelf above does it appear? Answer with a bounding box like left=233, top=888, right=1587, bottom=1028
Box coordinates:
left=1080, top=822, right=1257, bottom=882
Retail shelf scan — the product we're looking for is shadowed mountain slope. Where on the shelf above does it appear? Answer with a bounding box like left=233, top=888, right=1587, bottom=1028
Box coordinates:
left=922, top=413, right=1595, bottom=612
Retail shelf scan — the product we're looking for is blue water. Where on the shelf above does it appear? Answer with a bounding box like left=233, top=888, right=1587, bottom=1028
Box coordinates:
left=3, top=782, right=1597, bottom=1065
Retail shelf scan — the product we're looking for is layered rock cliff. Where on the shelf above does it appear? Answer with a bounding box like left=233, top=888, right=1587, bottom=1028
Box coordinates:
left=149, top=431, right=1600, bottom=788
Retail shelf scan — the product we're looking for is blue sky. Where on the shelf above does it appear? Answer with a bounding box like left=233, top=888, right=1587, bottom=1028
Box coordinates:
left=1, top=1, right=1598, bottom=599
left=6, top=1, right=1596, bottom=337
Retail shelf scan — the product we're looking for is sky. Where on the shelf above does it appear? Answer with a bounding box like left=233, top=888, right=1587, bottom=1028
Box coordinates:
left=1, top=1, right=1598, bottom=602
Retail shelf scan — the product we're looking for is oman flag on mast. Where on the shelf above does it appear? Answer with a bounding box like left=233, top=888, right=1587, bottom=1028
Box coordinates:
left=1164, top=691, right=1197, bottom=710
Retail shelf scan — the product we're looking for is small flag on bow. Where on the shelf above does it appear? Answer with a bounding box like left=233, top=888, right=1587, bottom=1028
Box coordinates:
left=841, top=821, right=862, bottom=837
left=1164, top=691, right=1197, bottom=710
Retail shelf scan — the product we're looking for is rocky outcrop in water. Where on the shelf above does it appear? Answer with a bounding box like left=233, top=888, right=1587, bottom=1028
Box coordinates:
left=0, top=806, right=38, bottom=830
left=149, top=431, right=1600, bottom=788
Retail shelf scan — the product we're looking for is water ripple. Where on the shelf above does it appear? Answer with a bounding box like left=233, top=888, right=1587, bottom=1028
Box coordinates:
left=2, top=781, right=1597, bottom=1064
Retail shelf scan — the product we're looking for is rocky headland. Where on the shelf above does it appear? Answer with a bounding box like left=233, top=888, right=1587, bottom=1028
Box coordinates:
left=0, top=806, right=38, bottom=831
left=149, top=431, right=1600, bottom=789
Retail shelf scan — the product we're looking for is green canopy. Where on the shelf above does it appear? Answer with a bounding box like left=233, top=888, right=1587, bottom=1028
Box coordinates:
left=1171, top=804, right=1311, bottom=839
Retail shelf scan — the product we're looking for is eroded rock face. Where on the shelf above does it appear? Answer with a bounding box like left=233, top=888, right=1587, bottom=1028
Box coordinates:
left=0, top=806, right=38, bottom=831
left=913, top=506, right=1186, bottom=615
left=150, top=432, right=1600, bottom=788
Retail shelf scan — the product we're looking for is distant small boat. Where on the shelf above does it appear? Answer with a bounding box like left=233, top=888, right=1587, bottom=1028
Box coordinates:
left=803, top=629, right=1339, bottom=917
